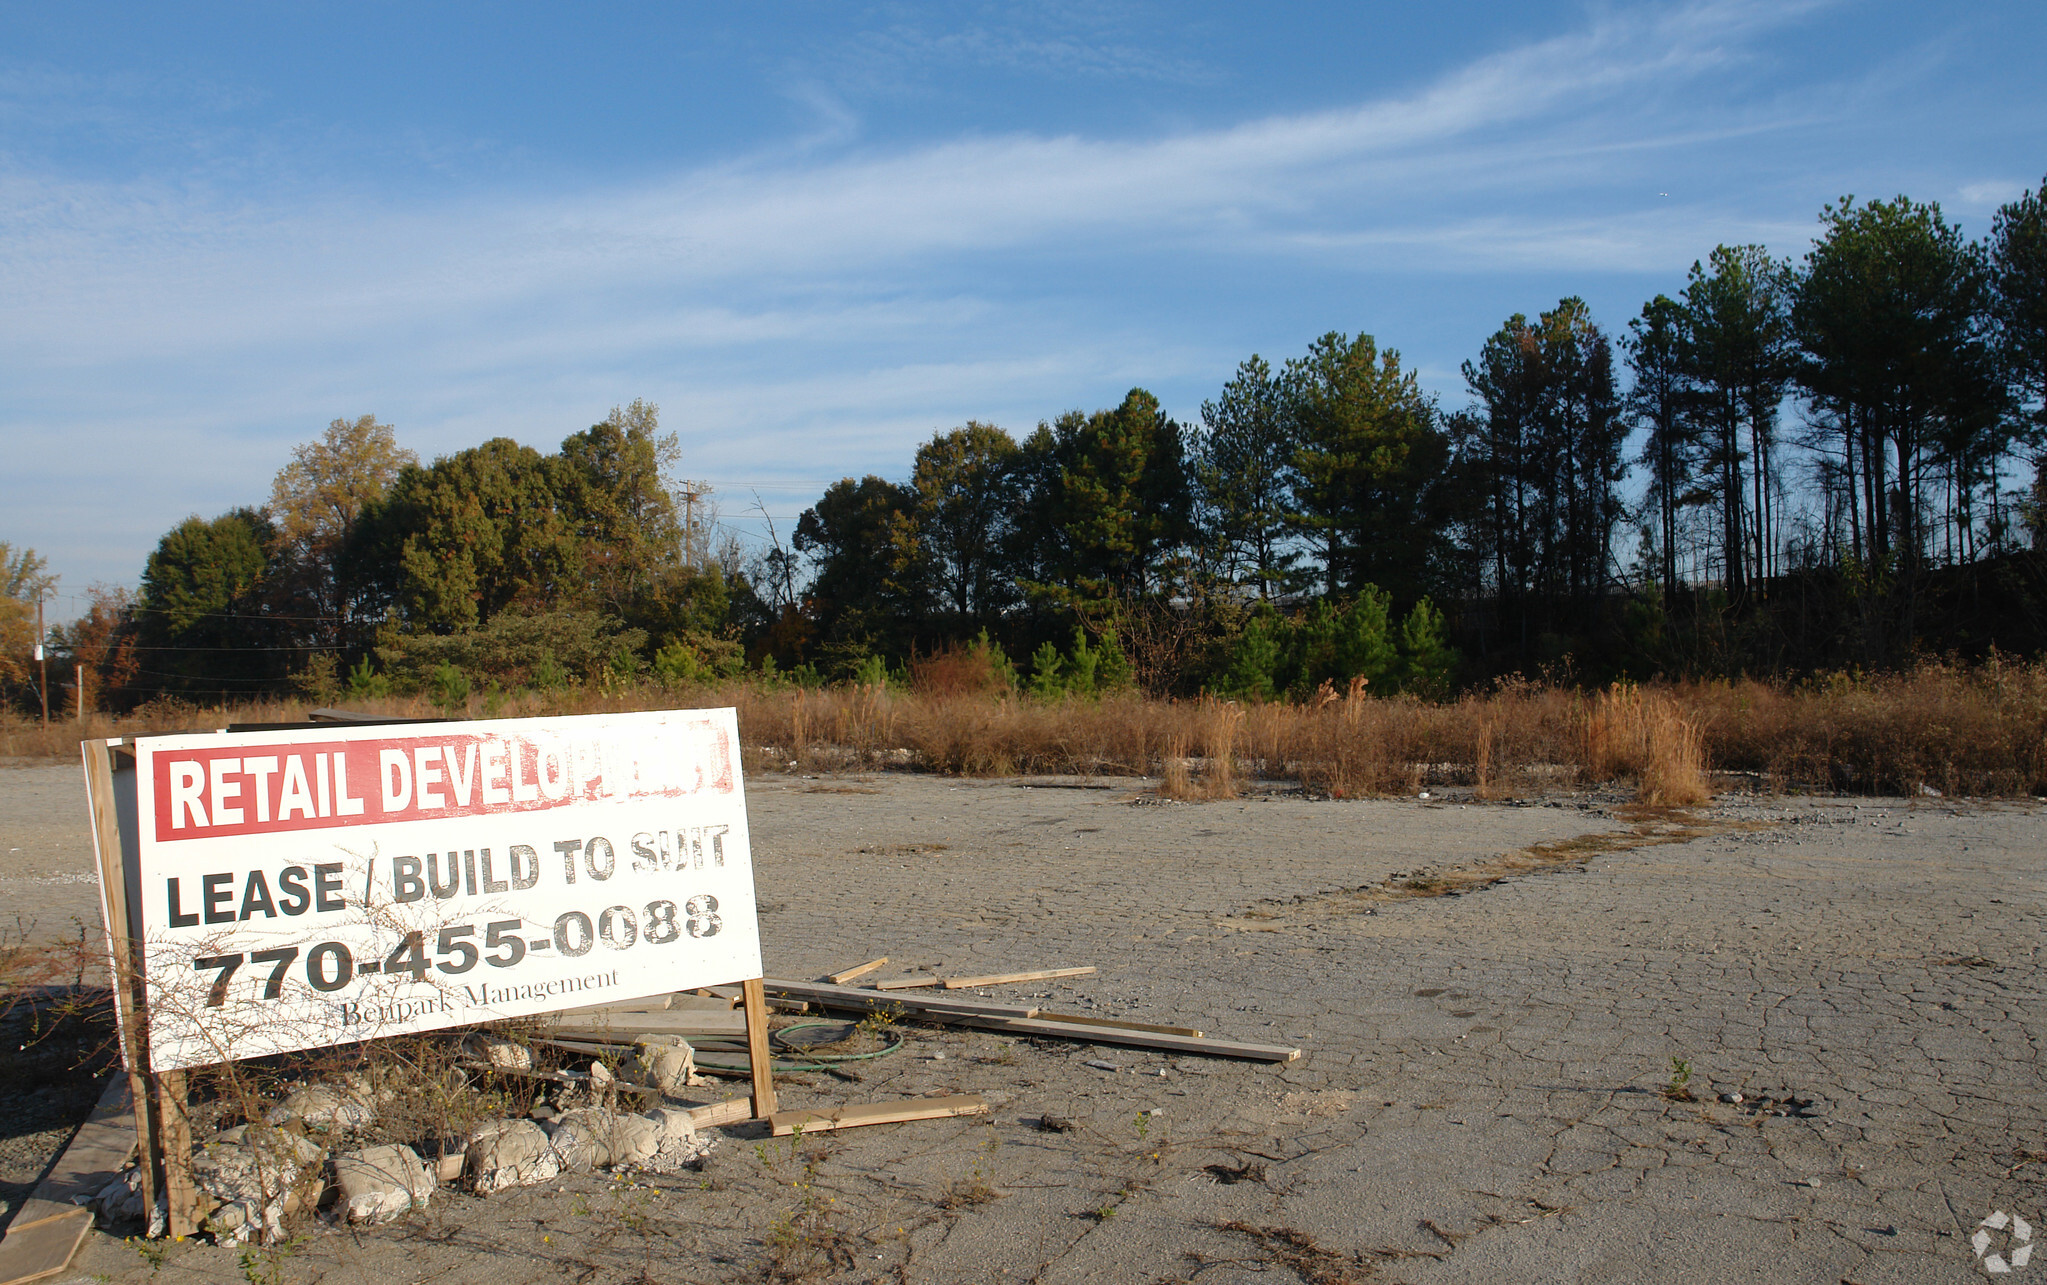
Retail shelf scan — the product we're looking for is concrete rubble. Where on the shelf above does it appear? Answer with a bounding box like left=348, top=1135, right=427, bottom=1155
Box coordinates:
left=331, top=1144, right=435, bottom=1224
left=189, top=1126, right=327, bottom=1243
left=265, top=1074, right=379, bottom=1131
left=463, top=1118, right=562, bottom=1195
left=631, top=1035, right=706, bottom=1093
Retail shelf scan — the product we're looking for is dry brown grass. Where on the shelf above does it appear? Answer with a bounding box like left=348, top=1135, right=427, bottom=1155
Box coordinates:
left=9, top=657, right=2047, bottom=797
left=1585, top=684, right=1711, bottom=807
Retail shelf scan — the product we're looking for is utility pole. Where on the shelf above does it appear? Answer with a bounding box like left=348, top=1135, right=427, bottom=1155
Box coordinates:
left=676, top=482, right=711, bottom=571
left=36, top=597, right=48, bottom=727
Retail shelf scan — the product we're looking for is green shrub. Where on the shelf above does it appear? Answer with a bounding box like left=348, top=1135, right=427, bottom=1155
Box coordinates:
left=1215, top=588, right=1456, bottom=699
left=377, top=609, right=647, bottom=692
left=346, top=656, right=391, bottom=700
left=430, top=659, right=471, bottom=712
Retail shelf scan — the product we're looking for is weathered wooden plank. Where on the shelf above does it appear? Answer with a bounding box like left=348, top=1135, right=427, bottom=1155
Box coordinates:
left=0, top=1208, right=91, bottom=1285
left=826, top=957, right=888, bottom=985
left=762, top=979, right=1037, bottom=1020
left=14, top=1076, right=135, bottom=1222
left=959, top=1016, right=1300, bottom=1062
left=871, top=976, right=939, bottom=990
left=941, top=967, right=1094, bottom=989
left=552, top=1010, right=749, bottom=1038
left=81, top=741, right=158, bottom=1229
left=768, top=1095, right=987, bottom=1137
left=1034, top=1011, right=1203, bottom=1038
left=156, top=1071, right=197, bottom=1237
left=684, top=1098, right=755, bottom=1129
left=741, top=979, right=778, bottom=1120
left=556, top=994, right=676, bottom=1018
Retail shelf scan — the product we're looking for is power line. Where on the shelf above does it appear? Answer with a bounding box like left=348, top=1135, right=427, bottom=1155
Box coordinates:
left=90, top=643, right=352, bottom=653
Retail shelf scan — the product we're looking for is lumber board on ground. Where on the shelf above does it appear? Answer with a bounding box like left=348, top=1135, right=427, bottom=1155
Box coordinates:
left=7, top=1075, right=136, bottom=1232
left=826, top=957, right=887, bottom=985
left=557, top=995, right=676, bottom=1018
left=0, top=1208, right=91, bottom=1285
left=685, top=1098, right=755, bottom=1129
left=941, top=966, right=1094, bottom=989
left=0, top=1073, right=139, bottom=1283
left=769, top=1095, right=988, bottom=1137
left=551, top=1010, right=749, bottom=1038
left=762, top=979, right=1037, bottom=1020
left=1034, top=1011, right=1203, bottom=1037
left=871, top=976, right=939, bottom=990
left=959, top=1016, right=1301, bottom=1061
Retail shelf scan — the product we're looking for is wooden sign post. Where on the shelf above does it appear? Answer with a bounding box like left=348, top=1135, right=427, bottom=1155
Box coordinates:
left=740, top=977, right=778, bottom=1120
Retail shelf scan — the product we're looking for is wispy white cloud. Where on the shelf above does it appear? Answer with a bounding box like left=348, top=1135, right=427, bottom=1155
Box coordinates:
left=0, top=0, right=1960, bottom=595
left=1957, top=180, right=2030, bottom=209
left=0, top=1, right=1823, bottom=356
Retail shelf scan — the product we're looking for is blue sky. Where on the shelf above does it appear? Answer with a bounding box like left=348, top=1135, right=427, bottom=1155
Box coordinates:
left=5, top=0, right=2044, bottom=615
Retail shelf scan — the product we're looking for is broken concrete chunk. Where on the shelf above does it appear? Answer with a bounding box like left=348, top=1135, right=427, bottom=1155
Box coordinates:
left=549, top=1108, right=660, bottom=1172
left=332, top=1144, right=434, bottom=1223
left=464, top=1034, right=534, bottom=1071
left=192, top=1127, right=326, bottom=1242
left=265, top=1080, right=375, bottom=1130
left=634, top=1037, right=704, bottom=1093
left=640, top=1107, right=716, bottom=1172
left=191, top=1128, right=324, bottom=1204
left=465, top=1118, right=561, bottom=1194
left=92, top=1167, right=148, bottom=1222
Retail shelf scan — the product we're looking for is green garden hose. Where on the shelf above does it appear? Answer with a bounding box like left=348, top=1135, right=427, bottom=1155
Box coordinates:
left=689, top=1019, right=905, bottom=1075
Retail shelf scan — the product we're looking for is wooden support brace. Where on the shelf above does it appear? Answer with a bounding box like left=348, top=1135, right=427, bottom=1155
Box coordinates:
left=154, top=1071, right=197, bottom=1238
left=81, top=740, right=161, bottom=1232
left=740, top=978, right=778, bottom=1120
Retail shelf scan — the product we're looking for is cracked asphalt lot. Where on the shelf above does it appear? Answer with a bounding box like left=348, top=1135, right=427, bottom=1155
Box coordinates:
left=5, top=765, right=2042, bottom=1283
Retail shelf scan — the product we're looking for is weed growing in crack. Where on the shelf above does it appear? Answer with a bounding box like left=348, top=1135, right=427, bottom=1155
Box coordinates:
left=941, top=1131, right=1002, bottom=1210
left=235, top=1234, right=301, bottom=1285
left=128, top=1237, right=170, bottom=1273
left=855, top=1003, right=904, bottom=1042
left=1183, top=1221, right=1446, bottom=1283
left=757, top=1125, right=855, bottom=1282
left=1662, top=1057, right=1696, bottom=1103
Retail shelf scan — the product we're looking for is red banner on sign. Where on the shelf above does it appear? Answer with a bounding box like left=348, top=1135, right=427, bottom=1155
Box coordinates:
left=148, top=722, right=733, bottom=842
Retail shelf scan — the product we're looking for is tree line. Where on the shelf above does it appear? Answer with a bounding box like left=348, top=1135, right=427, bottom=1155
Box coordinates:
left=5, top=182, right=2046, bottom=711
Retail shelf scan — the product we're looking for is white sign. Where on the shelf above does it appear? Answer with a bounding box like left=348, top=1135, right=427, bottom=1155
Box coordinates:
left=119, top=708, right=760, bottom=1072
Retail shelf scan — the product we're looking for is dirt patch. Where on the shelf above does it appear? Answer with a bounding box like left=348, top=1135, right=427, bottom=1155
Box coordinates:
left=1223, top=809, right=1774, bottom=929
